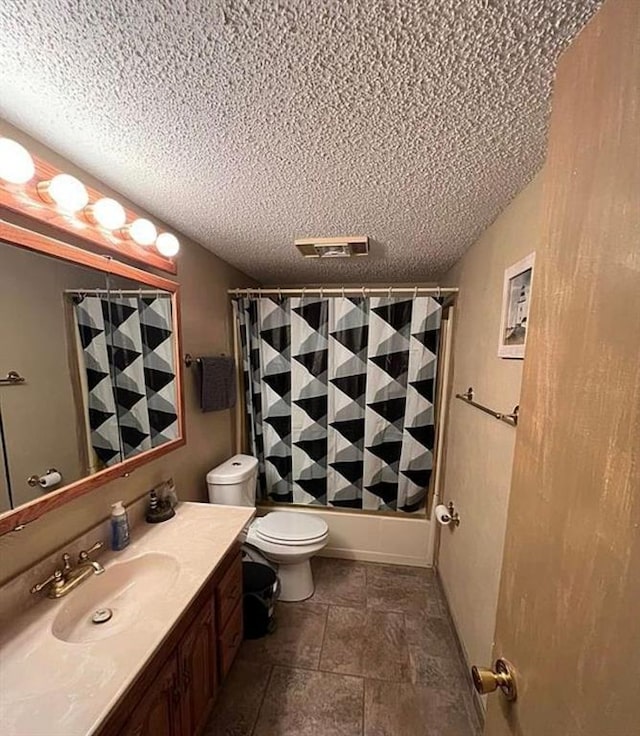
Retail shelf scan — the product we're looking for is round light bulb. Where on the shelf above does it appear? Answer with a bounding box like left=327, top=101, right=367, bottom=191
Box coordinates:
left=0, top=138, right=35, bottom=184
left=89, top=197, right=126, bottom=230
left=128, top=218, right=157, bottom=246
left=156, top=232, right=180, bottom=257
left=40, top=174, right=89, bottom=212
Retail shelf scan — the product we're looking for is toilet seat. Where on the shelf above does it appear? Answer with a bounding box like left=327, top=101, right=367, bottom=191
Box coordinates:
left=253, top=512, right=328, bottom=546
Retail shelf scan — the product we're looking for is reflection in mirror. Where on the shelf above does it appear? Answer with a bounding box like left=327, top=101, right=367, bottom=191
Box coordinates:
left=0, top=241, right=108, bottom=511
left=73, top=272, right=178, bottom=473
left=0, top=241, right=178, bottom=513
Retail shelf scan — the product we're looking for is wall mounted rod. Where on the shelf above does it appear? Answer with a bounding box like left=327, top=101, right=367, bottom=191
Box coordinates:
left=0, top=371, right=26, bottom=386
left=228, top=286, right=458, bottom=297
left=455, top=387, right=519, bottom=427
left=183, top=353, right=202, bottom=367
left=64, top=289, right=170, bottom=296
left=183, top=353, right=228, bottom=367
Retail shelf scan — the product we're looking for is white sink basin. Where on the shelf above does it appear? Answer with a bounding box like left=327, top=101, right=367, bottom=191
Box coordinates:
left=51, top=552, right=180, bottom=644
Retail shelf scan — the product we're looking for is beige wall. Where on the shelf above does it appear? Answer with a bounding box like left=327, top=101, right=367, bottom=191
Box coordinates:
left=0, top=122, right=255, bottom=585
left=437, top=172, right=543, bottom=696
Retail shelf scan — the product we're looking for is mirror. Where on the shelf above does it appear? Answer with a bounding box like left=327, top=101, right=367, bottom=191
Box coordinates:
left=0, top=223, right=184, bottom=530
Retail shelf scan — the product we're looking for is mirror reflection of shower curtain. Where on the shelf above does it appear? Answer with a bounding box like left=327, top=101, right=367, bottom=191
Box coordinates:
left=234, top=295, right=442, bottom=513
left=72, top=293, right=178, bottom=469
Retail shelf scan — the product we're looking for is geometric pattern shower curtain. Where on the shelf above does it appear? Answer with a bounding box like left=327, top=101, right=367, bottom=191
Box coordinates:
left=73, top=293, right=178, bottom=468
left=234, top=295, right=441, bottom=513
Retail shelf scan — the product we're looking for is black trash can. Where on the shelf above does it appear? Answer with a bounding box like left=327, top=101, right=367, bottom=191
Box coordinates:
left=242, top=562, right=278, bottom=639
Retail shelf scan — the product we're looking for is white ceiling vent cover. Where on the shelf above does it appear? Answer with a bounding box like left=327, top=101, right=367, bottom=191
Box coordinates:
left=295, top=236, right=369, bottom=259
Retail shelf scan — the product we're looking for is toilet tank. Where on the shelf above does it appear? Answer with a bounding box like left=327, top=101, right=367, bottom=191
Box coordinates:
left=206, top=454, right=259, bottom=507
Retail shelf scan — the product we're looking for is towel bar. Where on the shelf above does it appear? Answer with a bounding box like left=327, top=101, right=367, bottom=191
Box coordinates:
left=184, top=353, right=227, bottom=367
left=0, top=371, right=26, bottom=385
left=183, top=353, right=201, bottom=367
left=455, top=387, right=519, bottom=427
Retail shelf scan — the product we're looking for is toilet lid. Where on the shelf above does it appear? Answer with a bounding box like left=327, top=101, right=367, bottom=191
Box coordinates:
left=256, top=512, right=328, bottom=543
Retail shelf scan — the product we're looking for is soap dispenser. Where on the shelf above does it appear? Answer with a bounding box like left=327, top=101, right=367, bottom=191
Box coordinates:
left=110, top=501, right=130, bottom=551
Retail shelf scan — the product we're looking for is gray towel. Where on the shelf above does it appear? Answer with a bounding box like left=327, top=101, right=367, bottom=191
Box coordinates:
left=199, top=356, right=237, bottom=412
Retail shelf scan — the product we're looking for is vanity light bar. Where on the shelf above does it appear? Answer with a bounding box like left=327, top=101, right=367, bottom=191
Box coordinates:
left=121, top=218, right=157, bottom=246
left=37, top=174, right=89, bottom=213
left=0, top=138, right=35, bottom=183
left=0, top=136, right=180, bottom=260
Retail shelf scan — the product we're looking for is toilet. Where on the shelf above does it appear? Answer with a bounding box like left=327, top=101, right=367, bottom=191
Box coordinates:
left=206, top=454, right=329, bottom=602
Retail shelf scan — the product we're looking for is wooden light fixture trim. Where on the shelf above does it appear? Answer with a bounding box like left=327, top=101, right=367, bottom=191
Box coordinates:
left=0, top=153, right=177, bottom=275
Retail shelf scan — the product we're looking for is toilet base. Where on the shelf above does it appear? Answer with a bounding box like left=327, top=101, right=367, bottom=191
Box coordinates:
left=276, top=559, right=314, bottom=602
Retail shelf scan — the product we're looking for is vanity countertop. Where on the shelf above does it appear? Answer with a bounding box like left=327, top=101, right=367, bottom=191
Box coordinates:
left=0, top=502, right=254, bottom=736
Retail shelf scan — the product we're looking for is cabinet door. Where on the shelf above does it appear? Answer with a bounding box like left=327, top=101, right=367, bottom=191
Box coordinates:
left=122, top=654, right=181, bottom=736
left=215, top=553, right=242, bottom=630
left=179, top=598, right=217, bottom=736
left=219, top=599, right=243, bottom=680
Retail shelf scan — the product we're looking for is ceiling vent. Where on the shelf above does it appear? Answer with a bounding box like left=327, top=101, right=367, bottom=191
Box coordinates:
left=295, top=236, right=369, bottom=259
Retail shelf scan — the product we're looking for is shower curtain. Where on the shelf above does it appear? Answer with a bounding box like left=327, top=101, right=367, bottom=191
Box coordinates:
left=73, top=293, right=178, bottom=467
left=234, top=295, right=442, bottom=513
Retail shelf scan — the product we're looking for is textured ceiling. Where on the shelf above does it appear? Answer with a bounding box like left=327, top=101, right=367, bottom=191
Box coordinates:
left=0, top=1, right=600, bottom=283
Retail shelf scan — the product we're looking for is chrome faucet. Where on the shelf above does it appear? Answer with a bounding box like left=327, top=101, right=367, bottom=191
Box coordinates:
left=30, top=541, right=105, bottom=599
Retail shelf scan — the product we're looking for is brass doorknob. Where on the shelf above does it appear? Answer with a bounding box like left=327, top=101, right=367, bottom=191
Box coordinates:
left=471, top=658, right=517, bottom=701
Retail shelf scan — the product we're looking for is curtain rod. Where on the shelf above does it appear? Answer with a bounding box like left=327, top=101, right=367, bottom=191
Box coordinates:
left=64, top=289, right=170, bottom=296
left=227, top=286, right=458, bottom=297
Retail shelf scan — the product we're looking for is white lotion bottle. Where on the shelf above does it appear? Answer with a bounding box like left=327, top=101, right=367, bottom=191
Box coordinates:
left=111, top=500, right=130, bottom=551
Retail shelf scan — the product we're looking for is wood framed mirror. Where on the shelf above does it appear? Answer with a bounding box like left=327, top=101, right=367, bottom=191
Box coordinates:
left=0, top=219, right=185, bottom=535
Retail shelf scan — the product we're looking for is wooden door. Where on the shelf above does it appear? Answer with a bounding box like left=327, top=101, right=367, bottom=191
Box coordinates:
left=485, top=1, right=640, bottom=734
left=179, top=598, right=218, bottom=736
left=121, top=655, right=181, bottom=736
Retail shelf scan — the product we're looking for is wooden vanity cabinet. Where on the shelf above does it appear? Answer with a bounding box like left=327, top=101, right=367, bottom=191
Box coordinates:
left=215, top=552, right=243, bottom=679
left=218, top=600, right=243, bottom=679
left=178, top=598, right=217, bottom=736
left=98, top=546, right=242, bottom=736
left=120, top=655, right=182, bottom=736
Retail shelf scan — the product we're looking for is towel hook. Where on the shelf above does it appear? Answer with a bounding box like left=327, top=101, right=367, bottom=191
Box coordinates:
left=437, top=286, right=442, bottom=299
left=388, top=285, right=392, bottom=298
left=414, top=286, right=418, bottom=299
left=320, top=286, right=324, bottom=299
left=341, top=285, right=345, bottom=298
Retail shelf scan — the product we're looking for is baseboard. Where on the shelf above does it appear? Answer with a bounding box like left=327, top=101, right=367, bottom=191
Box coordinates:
left=435, top=568, right=486, bottom=730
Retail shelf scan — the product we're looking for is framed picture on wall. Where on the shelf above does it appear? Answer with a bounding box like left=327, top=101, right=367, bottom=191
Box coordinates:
left=498, top=252, right=535, bottom=359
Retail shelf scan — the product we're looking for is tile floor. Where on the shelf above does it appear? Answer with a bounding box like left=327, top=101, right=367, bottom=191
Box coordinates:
left=205, top=558, right=482, bottom=736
